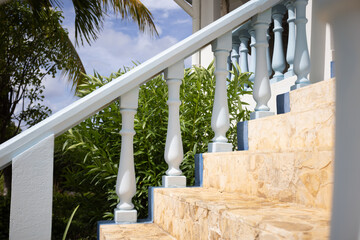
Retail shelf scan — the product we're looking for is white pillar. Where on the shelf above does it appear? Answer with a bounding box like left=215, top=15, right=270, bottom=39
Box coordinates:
left=115, top=87, right=139, bottom=223
left=10, top=134, right=54, bottom=240
left=284, top=0, right=296, bottom=78
left=271, top=4, right=286, bottom=82
left=162, top=61, right=186, bottom=188
left=317, top=1, right=360, bottom=239
left=208, top=31, right=232, bottom=152
left=291, top=0, right=311, bottom=90
left=250, top=9, right=274, bottom=119
left=248, top=26, right=256, bottom=83
left=239, top=30, right=250, bottom=73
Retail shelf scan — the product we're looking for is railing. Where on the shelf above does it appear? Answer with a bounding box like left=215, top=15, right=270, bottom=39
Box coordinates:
left=1, top=0, right=349, bottom=238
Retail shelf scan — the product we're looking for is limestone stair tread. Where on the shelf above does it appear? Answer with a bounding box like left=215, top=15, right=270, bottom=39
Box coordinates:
left=99, top=222, right=176, bottom=240
left=154, top=187, right=330, bottom=239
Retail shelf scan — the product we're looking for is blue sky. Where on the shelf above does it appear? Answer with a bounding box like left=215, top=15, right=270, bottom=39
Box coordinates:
left=42, top=0, right=192, bottom=113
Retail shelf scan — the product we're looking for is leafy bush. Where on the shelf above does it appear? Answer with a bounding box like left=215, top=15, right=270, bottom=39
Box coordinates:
left=53, top=63, right=252, bottom=238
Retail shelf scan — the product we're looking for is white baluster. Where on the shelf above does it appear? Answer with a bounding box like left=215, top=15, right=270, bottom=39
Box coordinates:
left=239, top=30, right=250, bottom=73
left=231, top=35, right=240, bottom=79
left=115, top=87, right=139, bottom=223
left=271, top=4, right=286, bottom=82
left=248, top=26, right=256, bottom=83
left=208, top=32, right=232, bottom=153
left=250, top=9, right=274, bottom=119
left=266, top=30, right=273, bottom=77
left=284, top=0, right=296, bottom=78
left=162, top=61, right=186, bottom=188
left=291, top=0, right=311, bottom=90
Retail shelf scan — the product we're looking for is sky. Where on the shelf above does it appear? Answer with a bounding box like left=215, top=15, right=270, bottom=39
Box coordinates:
left=42, top=0, right=192, bottom=113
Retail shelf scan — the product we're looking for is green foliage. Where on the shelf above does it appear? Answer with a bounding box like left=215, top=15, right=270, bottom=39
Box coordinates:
left=62, top=205, right=80, bottom=240
left=53, top=63, right=252, bottom=238
left=0, top=1, right=85, bottom=142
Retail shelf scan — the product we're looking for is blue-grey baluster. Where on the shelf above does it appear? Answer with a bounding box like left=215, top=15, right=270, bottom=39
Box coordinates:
left=239, top=30, right=250, bottom=73
left=248, top=25, right=256, bottom=84
left=208, top=32, right=232, bottom=152
left=250, top=9, right=274, bottom=119
left=227, top=55, right=232, bottom=80
left=266, top=30, right=272, bottom=77
left=271, top=4, right=286, bottom=82
left=231, top=34, right=240, bottom=79
left=291, top=0, right=311, bottom=90
left=284, top=0, right=295, bottom=78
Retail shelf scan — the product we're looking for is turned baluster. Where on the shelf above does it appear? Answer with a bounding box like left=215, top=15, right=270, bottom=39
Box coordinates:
left=239, top=30, right=250, bottom=73
left=284, top=0, right=295, bottom=78
left=208, top=32, right=232, bottom=152
left=231, top=35, right=240, bottom=79
left=115, top=87, right=139, bottom=223
left=271, top=4, right=286, bottom=82
left=266, top=30, right=273, bottom=77
left=250, top=9, right=274, bottom=119
left=248, top=26, right=256, bottom=83
left=291, top=0, right=311, bottom=90
left=162, top=61, right=186, bottom=187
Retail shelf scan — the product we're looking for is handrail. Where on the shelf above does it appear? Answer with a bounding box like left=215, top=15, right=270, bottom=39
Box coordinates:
left=0, top=0, right=282, bottom=168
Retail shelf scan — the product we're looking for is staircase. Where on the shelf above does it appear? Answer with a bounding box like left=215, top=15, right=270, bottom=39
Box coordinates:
left=99, top=78, right=334, bottom=239
left=1, top=0, right=360, bottom=238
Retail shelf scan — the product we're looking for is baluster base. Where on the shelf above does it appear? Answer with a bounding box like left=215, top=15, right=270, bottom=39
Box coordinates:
left=290, top=82, right=311, bottom=91
left=270, top=75, right=284, bottom=83
left=162, top=175, right=186, bottom=188
left=114, top=209, right=137, bottom=223
left=208, top=142, right=232, bottom=152
left=284, top=69, right=295, bottom=78
left=250, top=111, right=275, bottom=120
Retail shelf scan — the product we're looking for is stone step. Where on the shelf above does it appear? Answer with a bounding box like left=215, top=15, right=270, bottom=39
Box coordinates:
left=202, top=149, right=333, bottom=210
left=99, top=223, right=176, bottom=240
left=154, top=187, right=330, bottom=239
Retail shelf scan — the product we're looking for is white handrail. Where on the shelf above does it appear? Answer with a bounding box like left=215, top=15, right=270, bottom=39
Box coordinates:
left=0, top=0, right=282, bottom=168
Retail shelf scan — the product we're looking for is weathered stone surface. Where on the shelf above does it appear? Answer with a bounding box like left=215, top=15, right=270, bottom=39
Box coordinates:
left=99, top=223, right=175, bottom=240
left=154, top=188, right=330, bottom=240
left=203, top=150, right=333, bottom=210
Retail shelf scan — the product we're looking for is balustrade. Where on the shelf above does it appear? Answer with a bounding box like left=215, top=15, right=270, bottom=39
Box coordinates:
left=239, top=30, right=250, bottom=73
left=248, top=26, right=256, bottom=83
left=285, top=0, right=295, bottom=78
left=115, top=87, right=139, bottom=223
left=163, top=61, right=186, bottom=187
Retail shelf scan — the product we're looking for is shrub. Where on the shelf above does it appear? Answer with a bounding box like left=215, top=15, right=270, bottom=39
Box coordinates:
left=53, top=63, right=252, bottom=238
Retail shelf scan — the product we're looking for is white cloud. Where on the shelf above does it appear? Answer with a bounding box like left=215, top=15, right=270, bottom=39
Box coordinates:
left=141, top=0, right=180, bottom=11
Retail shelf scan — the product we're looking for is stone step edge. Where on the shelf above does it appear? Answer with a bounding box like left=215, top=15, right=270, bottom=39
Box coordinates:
left=154, top=187, right=330, bottom=239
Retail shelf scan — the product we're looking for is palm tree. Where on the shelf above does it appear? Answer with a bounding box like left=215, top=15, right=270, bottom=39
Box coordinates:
left=1, top=0, right=158, bottom=89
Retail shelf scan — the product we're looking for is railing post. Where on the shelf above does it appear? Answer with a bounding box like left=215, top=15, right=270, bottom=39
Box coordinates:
left=162, top=61, right=186, bottom=188
left=248, top=25, right=256, bottom=83
left=291, top=0, right=311, bottom=90
left=208, top=31, right=232, bottom=152
left=271, top=4, right=286, bottom=82
left=284, top=0, right=296, bottom=78
left=250, top=9, right=274, bottom=119
left=9, top=134, right=54, bottom=240
left=239, top=30, right=250, bottom=73
left=115, top=87, right=139, bottom=223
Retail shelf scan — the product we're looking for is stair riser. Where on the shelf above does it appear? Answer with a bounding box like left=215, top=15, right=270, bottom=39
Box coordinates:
left=203, top=150, right=333, bottom=209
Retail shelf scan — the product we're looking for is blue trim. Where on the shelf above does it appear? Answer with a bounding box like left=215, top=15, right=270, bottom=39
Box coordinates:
left=194, top=153, right=204, bottom=187
left=331, top=61, right=335, bottom=78
left=276, top=92, right=290, bottom=114
left=237, top=121, right=248, bottom=150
